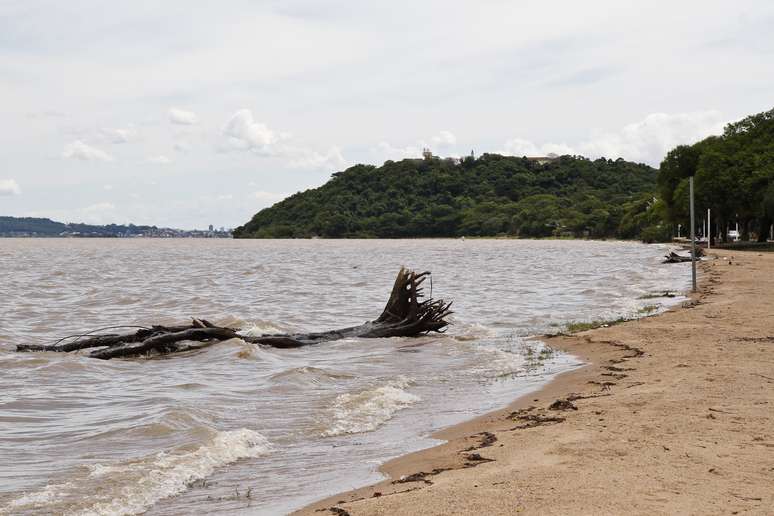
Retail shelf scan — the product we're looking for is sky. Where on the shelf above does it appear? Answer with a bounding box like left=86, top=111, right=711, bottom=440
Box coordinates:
left=1, top=1, right=773, bottom=229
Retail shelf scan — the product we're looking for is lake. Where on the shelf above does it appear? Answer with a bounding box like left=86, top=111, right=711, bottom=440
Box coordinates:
left=0, top=239, right=689, bottom=515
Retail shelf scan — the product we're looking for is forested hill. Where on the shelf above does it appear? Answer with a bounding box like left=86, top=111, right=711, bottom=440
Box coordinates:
left=234, top=154, right=661, bottom=239
left=0, top=216, right=158, bottom=237
left=0, top=217, right=231, bottom=238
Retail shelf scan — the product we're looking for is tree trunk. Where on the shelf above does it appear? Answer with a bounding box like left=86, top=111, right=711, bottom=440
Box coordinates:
left=757, top=218, right=771, bottom=242
left=741, top=218, right=750, bottom=241
left=16, top=268, right=453, bottom=360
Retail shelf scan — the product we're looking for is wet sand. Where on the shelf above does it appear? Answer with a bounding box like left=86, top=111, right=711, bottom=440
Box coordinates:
left=299, top=249, right=774, bottom=515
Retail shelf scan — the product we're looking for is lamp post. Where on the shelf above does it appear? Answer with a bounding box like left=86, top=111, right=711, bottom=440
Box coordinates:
left=688, top=176, right=697, bottom=292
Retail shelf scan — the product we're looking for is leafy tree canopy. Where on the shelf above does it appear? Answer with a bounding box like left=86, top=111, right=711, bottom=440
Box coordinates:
left=657, top=106, right=774, bottom=241
left=234, top=154, right=659, bottom=239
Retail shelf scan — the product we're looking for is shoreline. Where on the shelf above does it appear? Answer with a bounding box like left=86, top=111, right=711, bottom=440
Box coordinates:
left=298, top=249, right=774, bottom=515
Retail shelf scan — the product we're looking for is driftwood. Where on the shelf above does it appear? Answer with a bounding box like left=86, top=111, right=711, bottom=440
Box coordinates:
left=17, top=268, right=452, bottom=360
left=663, top=247, right=704, bottom=263
left=663, top=251, right=693, bottom=263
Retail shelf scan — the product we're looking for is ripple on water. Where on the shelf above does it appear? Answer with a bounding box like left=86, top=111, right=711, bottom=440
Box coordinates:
left=270, top=366, right=356, bottom=386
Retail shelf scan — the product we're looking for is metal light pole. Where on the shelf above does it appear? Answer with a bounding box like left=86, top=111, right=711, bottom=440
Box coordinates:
left=688, top=176, right=697, bottom=292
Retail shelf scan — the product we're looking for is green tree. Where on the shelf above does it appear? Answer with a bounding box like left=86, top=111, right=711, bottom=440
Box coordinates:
left=233, top=154, right=660, bottom=240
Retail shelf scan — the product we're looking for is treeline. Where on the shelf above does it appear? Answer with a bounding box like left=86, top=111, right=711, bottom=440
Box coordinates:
left=658, top=107, right=774, bottom=242
left=0, top=216, right=157, bottom=237
left=234, top=155, right=662, bottom=239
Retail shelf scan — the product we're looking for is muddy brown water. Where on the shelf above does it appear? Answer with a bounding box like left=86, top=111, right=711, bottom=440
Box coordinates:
left=0, top=239, right=690, bottom=515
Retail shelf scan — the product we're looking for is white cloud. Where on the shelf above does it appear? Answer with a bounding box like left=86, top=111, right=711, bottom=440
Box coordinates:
left=431, top=130, right=457, bottom=146
left=168, top=108, right=198, bottom=125
left=253, top=190, right=287, bottom=204
left=222, top=109, right=280, bottom=153
left=62, top=141, right=114, bottom=162
left=59, top=202, right=118, bottom=224
left=287, top=146, right=346, bottom=170
left=580, top=111, right=727, bottom=165
left=101, top=126, right=137, bottom=144
left=146, top=155, right=173, bottom=164
left=174, top=141, right=191, bottom=153
left=27, top=110, right=67, bottom=120
left=103, top=184, right=113, bottom=190
left=375, top=130, right=459, bottom=161
left=502, top=111, right=727, bottom=166
left=83, top=202, right=115, bottom=213
left=375, top=141, right=422, bottom=160
left=501, top=138, right=575, bottom=157
left=0, top=179, right=21, bottom=196
left=220, top=109, right=343, bottom=169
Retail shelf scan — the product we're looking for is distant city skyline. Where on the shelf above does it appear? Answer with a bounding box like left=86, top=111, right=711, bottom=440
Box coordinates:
left=1, top=1, right=773, bottom=228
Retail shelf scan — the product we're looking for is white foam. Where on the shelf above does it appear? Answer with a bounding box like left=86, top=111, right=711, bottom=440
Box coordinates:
left=4, top=483, right=62, bottom=510
left=87, top=463, right=120, bottom=478
left=472, top=343, right=529, bottom=377
left=3, top=429, right=271, bottom=516
left=238, top=320, right=288, bottom=337
left=322, top=377, right=420, bottom=436
left=452, top=322, right=498, bottom=341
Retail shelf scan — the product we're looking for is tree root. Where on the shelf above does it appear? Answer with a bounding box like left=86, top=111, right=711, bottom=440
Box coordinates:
left=16, top=267, right=453, bottom=360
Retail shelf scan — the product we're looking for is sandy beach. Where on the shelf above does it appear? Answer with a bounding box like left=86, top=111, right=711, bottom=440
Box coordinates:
left=299, top=249, right=774, bottom=515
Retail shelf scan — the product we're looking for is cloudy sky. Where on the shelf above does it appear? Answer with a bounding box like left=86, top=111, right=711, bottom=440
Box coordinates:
left=1, top=1, right=772, bottom=229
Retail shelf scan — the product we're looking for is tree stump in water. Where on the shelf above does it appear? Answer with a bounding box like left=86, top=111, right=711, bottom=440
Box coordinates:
left=16, top=268, right=452, bottom=359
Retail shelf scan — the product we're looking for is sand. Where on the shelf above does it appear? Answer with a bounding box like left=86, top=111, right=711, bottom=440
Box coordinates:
left=298, top=249, right=774, bottom=515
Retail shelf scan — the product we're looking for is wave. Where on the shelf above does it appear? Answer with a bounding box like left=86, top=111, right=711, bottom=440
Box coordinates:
left=452, top=322, right=498, bottom=342
left=3, top=428, right=270, bottom=516
left=270, top=366, right=355, bottom=385
left=469, top=342, right=530, bottom=377
left=322, top=377, right=420, bottom=437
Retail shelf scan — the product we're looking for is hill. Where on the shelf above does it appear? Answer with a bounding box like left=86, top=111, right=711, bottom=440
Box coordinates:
left=0, top=216, right=234, bottom=238
left=0, top=216, right=158, bottom=237
left=234, top=154, right=661, bottom=239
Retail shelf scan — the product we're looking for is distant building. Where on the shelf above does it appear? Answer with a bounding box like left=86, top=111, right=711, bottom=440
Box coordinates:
left=422, top=148, right=434, bottom=160
left=208, top=224, right=214, bottom=232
